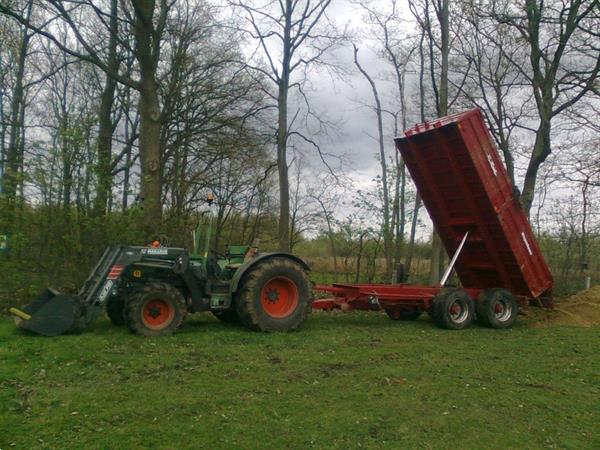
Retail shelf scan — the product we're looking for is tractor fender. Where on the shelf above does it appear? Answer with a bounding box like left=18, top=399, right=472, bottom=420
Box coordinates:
left=229, top=252, right=310, bottom=294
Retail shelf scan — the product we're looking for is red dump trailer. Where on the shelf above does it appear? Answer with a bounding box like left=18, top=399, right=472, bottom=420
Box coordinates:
left=313, top=109, right=553, bottom=329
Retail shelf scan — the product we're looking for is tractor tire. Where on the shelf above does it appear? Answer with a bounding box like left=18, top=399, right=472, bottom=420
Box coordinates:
left=106, top=296, right=126, bottom=326
left=235, top=257, right=311, bottom=332
left=212, top=310, right=240, bottom=324
left=476, top=288, right=518, bottom=329
left=385, top=308, right=422, bottom=321
left=125, top=283, right=187, bottom=336
left=431, top=288, right=475, bottom=330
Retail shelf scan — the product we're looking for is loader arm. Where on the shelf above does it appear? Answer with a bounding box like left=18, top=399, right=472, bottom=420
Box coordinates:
left=11, top=245, right=188, bottom=336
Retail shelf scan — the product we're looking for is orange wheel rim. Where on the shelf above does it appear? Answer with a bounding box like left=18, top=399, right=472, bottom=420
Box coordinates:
left=142, top=299, right=175, bottom=330
left=260, top=277, right=299, bottom=318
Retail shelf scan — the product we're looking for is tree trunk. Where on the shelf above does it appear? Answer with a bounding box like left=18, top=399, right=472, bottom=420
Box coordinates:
left=315, top=195, right=338, bottom=281
left=353, top=44, right=392, bottom=280
left=355, top=232, right=366, bottom=283
left=429, top=232, right=443, bottom=284
left=385, top=26, right=410, bottom=269
left=277, top=2, right=293, bottom=252
left=2, top=3, right=31, bottom=205
left=60, top=115, right=72, bottom=207
left=436, top=0, right=449, bottom=117
left=398, top=162, right=406, bottom=260
left=138, top=79, right=162, bottom=229
left=579, top=179, right=589, bottom=274
left=405, top=194, right=421, bottom=277
left=133, top=0, right=163, bottom=232
left=0, top=59, right=6, bottom=192
left=520, top=119, right=551, bottom=217
left=429, top=0, right=449, bottom=285
left=93, top=0, right=119, bottom=215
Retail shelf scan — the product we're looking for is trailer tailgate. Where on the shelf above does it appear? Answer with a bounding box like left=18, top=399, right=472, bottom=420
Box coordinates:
left=395, top=109, right=553, bottom=299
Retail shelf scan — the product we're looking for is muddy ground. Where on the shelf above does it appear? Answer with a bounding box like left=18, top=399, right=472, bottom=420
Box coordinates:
left=525, top=285, right=600, bottom=327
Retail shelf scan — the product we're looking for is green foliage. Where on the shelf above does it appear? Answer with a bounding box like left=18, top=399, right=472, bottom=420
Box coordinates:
left=538, top=232, right=600, bottom=297
left=0, top=201, right=285, bottom=311
left=0, top=315, right=598, bottom=449
left=0, top=194, right=596, bottom=315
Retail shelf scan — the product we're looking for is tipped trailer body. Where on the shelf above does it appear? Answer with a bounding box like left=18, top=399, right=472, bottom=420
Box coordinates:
left=314, top=109, right=553, bottom=329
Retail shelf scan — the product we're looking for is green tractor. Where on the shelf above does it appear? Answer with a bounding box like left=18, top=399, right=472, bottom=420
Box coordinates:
left=10, top=200, right=312, bottom=337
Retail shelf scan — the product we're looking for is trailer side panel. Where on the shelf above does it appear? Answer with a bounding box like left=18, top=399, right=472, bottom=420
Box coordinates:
left=395, top=109, right=553, bottom=299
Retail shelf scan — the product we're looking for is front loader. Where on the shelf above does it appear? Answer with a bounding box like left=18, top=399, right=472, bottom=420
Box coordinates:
left=10, top=200, right=312, bottom=337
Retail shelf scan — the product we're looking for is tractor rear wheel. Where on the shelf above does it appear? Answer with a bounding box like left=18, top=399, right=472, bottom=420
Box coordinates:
left=125, top=283, right=187, bottom=336
left=235, top=258, right=311, bottom=332
left=212, top=310, right=240, bottom=324
left=477, top=288, right=518, bottom=329
left=385, top=308, right=422, bottom=321
left=431, top=288, right=475, bottom=330
left=106, top=295, right=126, bottom=326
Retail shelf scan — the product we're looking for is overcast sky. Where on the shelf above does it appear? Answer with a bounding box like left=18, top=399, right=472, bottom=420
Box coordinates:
left=272, top=0, right=597, bottom=236
left=283, top=1, right=423, bottom=210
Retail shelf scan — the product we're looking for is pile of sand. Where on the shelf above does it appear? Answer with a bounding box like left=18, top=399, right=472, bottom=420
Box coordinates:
left=526, top=285, right=600, bottom=327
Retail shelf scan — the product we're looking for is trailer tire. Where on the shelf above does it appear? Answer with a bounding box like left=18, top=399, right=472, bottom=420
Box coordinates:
left=106, top=296, right=126, bottom=326
left=212, top=310, right=240, bottom=324
left=235, top=257, right=311, bottom=332
left=385, top=308, right=422, bottom=321
left=477, top=288, right=518, bottom=329
left=125, top=283, right=187, bottom=336
left=431, top=289, right=475, bottom=330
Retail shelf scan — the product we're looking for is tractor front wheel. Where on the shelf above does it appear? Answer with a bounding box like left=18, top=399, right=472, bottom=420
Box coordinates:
left=125, top=283, right=187, bottom=336
left=235, top=258, right=311, bottom=332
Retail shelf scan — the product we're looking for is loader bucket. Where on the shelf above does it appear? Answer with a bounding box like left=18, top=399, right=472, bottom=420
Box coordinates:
left=11, top=288, right=82, bottom=336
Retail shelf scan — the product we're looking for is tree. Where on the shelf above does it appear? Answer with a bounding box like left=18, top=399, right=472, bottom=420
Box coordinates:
left=409, top=0, right=451, bottom=284
left=488, top=0, right=600, bottom=216
left=0, top=0, right=174, bottom=230
left=156, top=0, right=269, bottom=231
left=92, top=0, right=119, bottom=216
left=1, top=0, right=33, bottom=208
left=455, top=2, right=529, bottom=187
left=231, top=0, right=340, bottom=251
left=556, top=137, right=599, bottom=273
left=288, top=157, right=321, bottom=251
left=308, top=179, right=340, bottom=281
left=353, top=44, right=393, bottom=279
left=357, top=0, right=419, bottom=280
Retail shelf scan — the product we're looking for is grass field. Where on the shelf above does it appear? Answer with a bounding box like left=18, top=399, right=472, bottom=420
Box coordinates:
left=1, top=312, right=598, bottom=449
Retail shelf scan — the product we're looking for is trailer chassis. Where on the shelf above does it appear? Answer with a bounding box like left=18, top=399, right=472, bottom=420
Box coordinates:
left=311, top=229, right=526, bottom=330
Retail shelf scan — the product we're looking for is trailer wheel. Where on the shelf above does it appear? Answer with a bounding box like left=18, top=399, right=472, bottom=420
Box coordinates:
left=431, top=289, right=475, bottom=330
left=235, top=257, right=311, bottom=332
left=125, top=283, right=187, bottom=336
left=212, top=310, right=240, bottom=324
left=477, top=288, right=518, bottom=329
left=385, top=308, right=422, bottom=321
left=106, top=296, right=126, bottom=326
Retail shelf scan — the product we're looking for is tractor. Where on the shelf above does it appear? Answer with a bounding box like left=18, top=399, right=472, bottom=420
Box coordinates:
left=10, top=197, right=312, bottom=336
